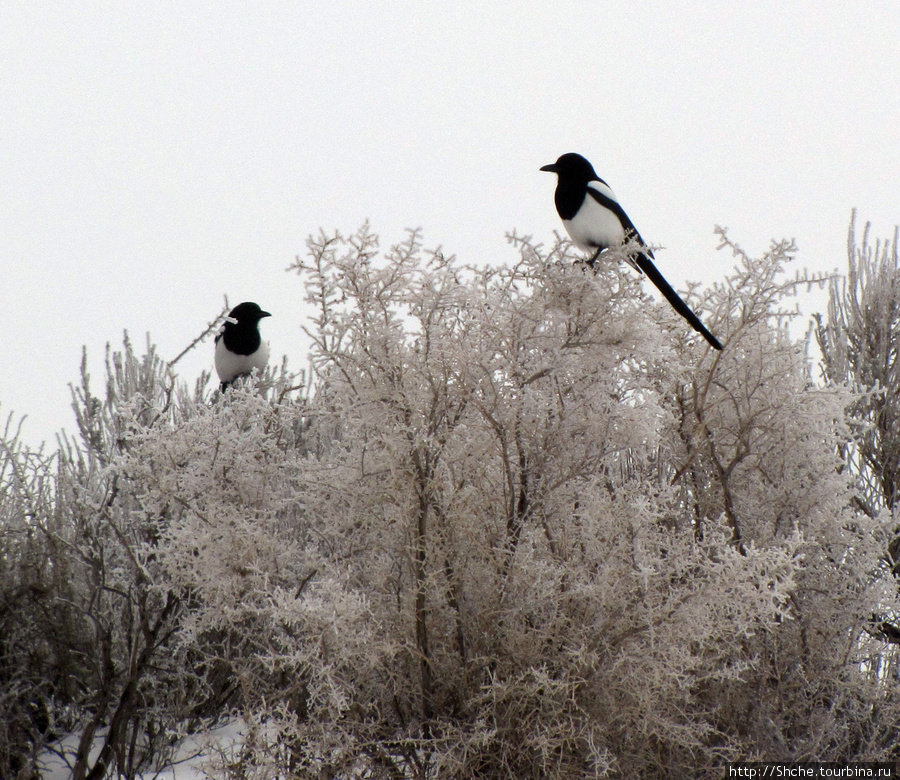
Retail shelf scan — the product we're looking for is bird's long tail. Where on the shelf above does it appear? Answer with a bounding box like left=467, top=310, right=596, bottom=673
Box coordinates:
left=633, top=252, right=723, bottom=351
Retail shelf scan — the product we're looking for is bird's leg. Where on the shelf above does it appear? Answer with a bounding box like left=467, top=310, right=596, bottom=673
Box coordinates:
left=586, top=247, right=602, bottom=268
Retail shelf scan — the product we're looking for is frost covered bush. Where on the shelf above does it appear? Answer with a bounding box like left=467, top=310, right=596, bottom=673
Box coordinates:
left=816, top=215, right=900, bottom=694
left=199, top=225, right=896, bottom=777
left=0, top=338, right=201, bottom=780
left=3, top=221, right=900, bottom=779
left=0, top=335, right=306, bottom=779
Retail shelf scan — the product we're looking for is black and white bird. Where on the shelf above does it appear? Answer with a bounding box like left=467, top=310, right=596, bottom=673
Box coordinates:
left=541, top=153, right=722, bottom=351
left=214, top=302, right=272, bottom=391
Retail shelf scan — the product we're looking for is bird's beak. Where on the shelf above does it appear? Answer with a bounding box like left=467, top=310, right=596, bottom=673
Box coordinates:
left=260, top=311, right=272, bottom=318
left=540, top=163, right=559, bottom=173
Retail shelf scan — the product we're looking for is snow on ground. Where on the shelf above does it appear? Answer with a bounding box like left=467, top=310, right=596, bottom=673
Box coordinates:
left=38, top=720, right=246, bottom=780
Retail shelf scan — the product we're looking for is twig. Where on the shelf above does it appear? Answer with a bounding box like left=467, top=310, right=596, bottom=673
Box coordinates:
left=167, top=298, right=231, bottom=369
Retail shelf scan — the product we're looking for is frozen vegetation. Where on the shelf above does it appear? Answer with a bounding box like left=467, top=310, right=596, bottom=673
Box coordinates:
left=3, top=217, right=900, bottom=778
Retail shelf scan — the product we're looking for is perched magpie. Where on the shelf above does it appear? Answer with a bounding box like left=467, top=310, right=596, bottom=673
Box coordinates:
left=541, top=152, right=723, bottom=351
left=215, top=302, right=272, bottom=391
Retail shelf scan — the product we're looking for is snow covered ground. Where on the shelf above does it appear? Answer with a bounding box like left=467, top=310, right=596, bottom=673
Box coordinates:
left=38, top=720, right=245, bottom=780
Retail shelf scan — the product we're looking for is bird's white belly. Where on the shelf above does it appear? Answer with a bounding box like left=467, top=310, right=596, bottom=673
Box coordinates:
left=215, top=339, right=269, bottom=383
left=563, top=194, right=626, bottom=252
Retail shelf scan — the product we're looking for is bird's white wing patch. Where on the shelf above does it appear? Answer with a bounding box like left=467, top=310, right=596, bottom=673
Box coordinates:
left=587, top=179, right=618, bottom=203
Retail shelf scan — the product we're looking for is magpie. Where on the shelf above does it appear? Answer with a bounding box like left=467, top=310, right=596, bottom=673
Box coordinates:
left=215, top=301, right=272, bottom=391
left=541, top=153, right=723, bottom=351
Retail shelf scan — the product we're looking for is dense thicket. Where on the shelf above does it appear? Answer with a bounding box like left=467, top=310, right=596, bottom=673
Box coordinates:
left=2, top=222, right=900, bottom=779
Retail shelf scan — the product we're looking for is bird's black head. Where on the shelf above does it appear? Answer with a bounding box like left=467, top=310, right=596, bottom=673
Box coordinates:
left=226, top=301, right=272, bottom=324
left=540, top=153, right=599, bottom=181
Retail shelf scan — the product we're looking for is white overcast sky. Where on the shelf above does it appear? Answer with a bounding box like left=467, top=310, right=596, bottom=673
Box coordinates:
left=2, top=2, right=898, bottom=448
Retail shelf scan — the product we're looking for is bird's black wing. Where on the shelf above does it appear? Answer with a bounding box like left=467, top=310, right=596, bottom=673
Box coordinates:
left=584, top=185, right=649, bottom=246
left=585, top=188, right=723, bottom=351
